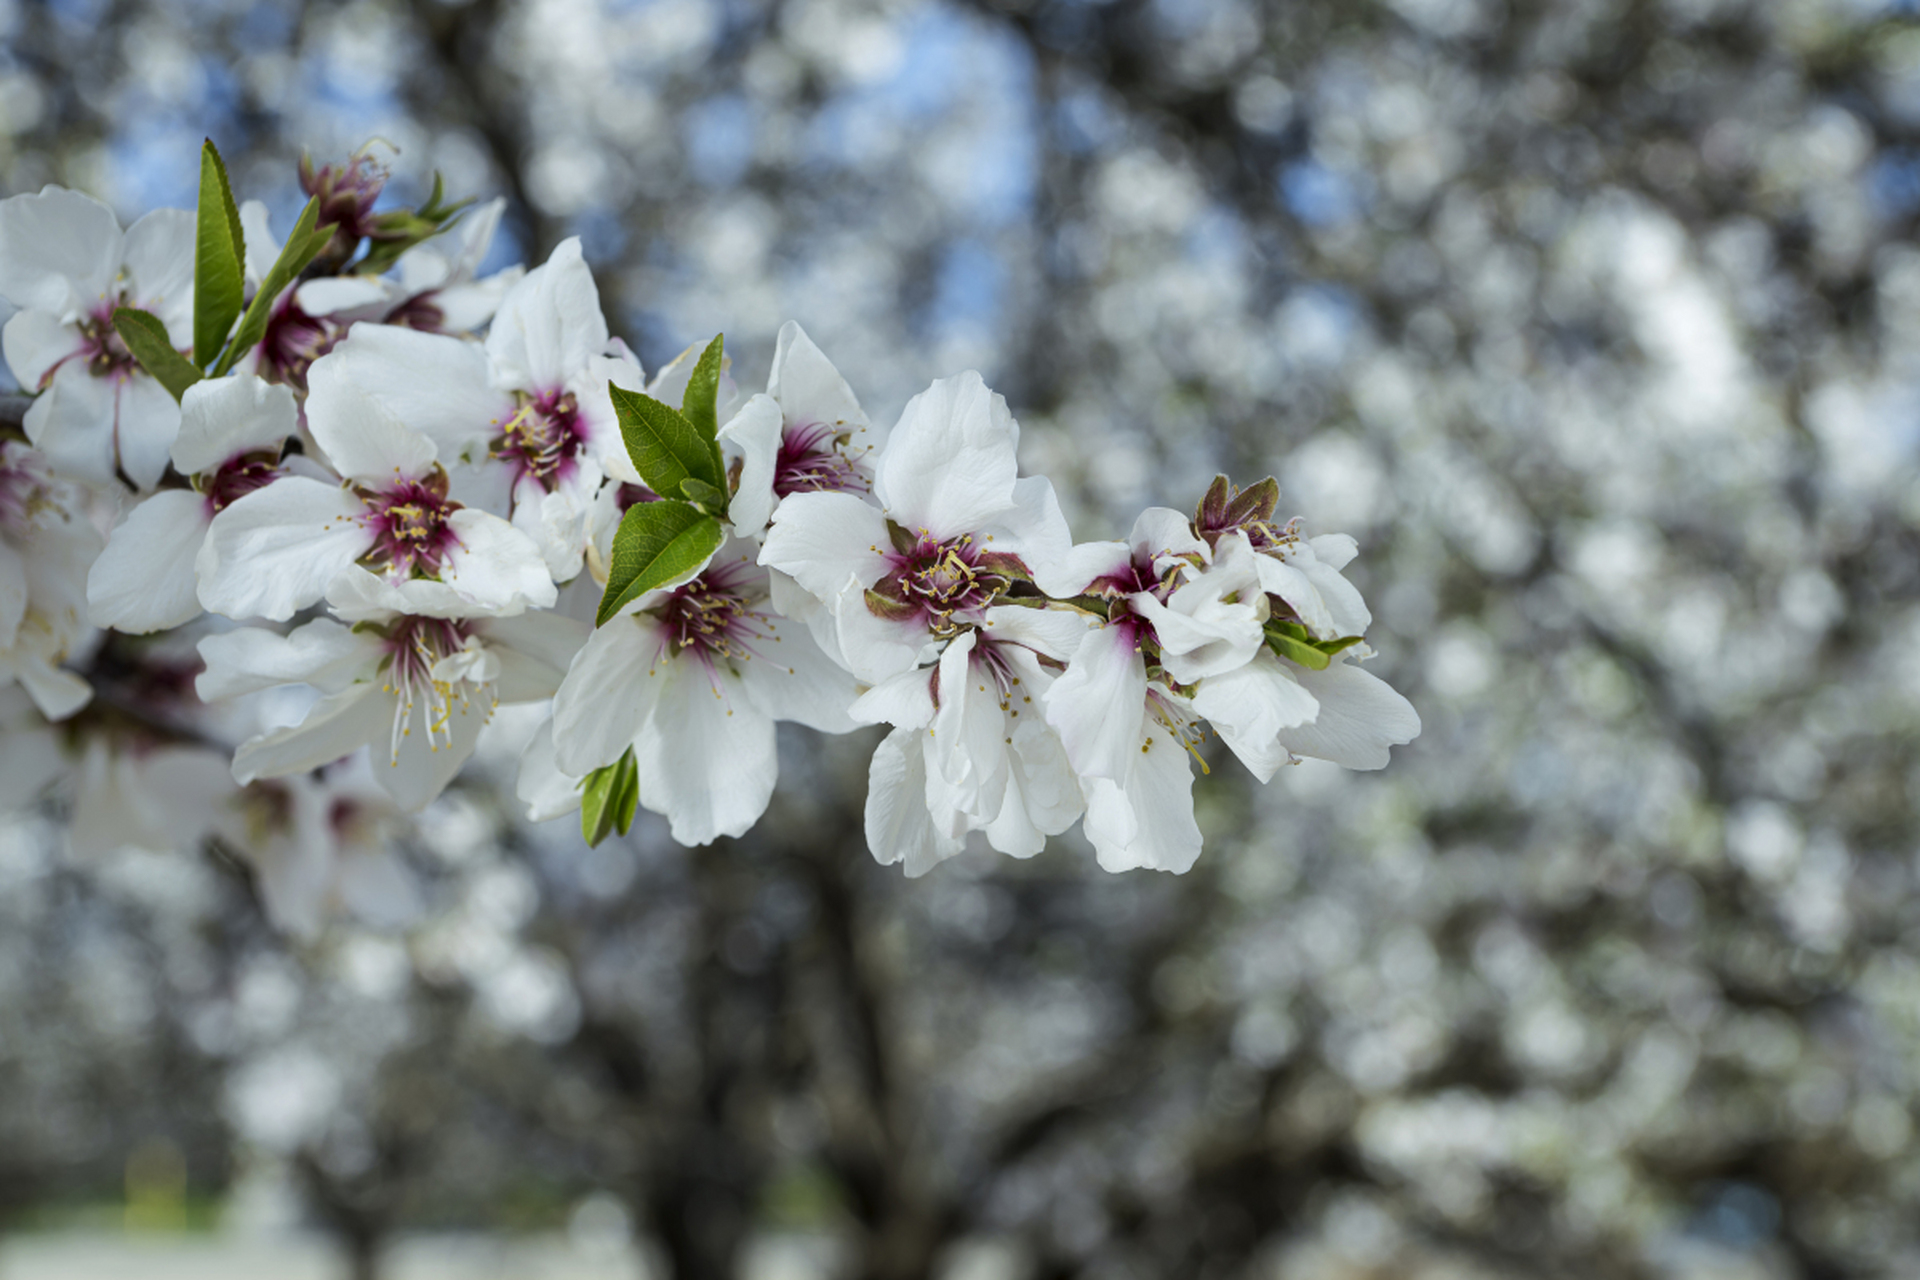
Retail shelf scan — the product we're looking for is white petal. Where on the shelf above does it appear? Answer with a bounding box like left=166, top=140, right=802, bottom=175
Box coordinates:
left=980, top=475, right=1075, bottom=595
left=927, top=631, right=1011, bottom=823
left=768, top=320, right=869, bottom=441
left=736, top=613, right=860, bottom=733
left=829, top=574, right=929, bottom=684
left=1310, top=532, right=1359, bottom=571
left=1190, top=650, right=1320, bottom=784
left=1053, top=539, right=1133, bottom=597
left=477, top=610, right=591, bottom=702
left=231, top=685, right=389, bottom=783
left=511, top=466, right=597, bottom=583
left=121, top=208, right=197, bottom=336
left=439, top=507, right=560, bottom=613
left=550, top=613, right=668, bottom=775
left=1275, top=659, right=1421, bottom=770
left=1252, top=554, right=1332, bottom=640
left=23, top=361, right=117, bottom=484
left=714, top=392, right=784, bottom=534
left=172, top=374, right=297, bottom=474
left=239, top=200, right=281, bottom=283
left=2, top=308, right=85, bottom=389
left=115, top=372, right=183, bottom=490
left=980, top=603, right=1095, bottom=663
left=196, top=476, right=372, bottom=622
left=1294, top=549, right=1372, bottom=637
left=0, top=186, right=122, bottom=315
left=633, top=662, right=777, bottom=846
left=1043, top=623, right=1147, bottom=781
left=759, top=490, right=892, bottom=603
left=316, top=323, right=513, bottom=463
left=486, top=238, right=610, bottom=392
left=303, top=349, right=440, bottom=483
left=849, top=664, right=936, bottom=729
left=294, top=276, right=393, bottom=318
left=1083, top=734, right=1202, bottom=874
left=516, top=720, right=583, bottom=821
left=984, top=716, right=1082, bottom=857
left=87, top=489, right=211, bottom=633
left=195, top=618, right=380, bottom=702
left=14, top=654, right=91, bottom=721
left=865, top=726, right=964, bottom=876
left=874, top=371, right=1020, bottom=540
left=577, top=352, right=644, bottom=484
left=1129, top=506, right=1210, bottom=567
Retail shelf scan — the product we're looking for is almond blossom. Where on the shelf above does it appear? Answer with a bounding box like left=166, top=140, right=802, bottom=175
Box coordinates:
left=547, top=537, right=857, bottom=846
left=196, top=568, right=586, bottom=812
left=759, top=370, right=1073, bottom=684
left=0, top=441, right=100, bottom=720
left=717, top=320, right=875, bottom=535
left=0, top=187, right=194, bottom=488
left=195, top=338, right=555, bottom=622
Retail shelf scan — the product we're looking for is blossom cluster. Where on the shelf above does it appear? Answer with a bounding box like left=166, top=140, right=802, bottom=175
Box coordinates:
left=0, top=142, right=1417, bottom=926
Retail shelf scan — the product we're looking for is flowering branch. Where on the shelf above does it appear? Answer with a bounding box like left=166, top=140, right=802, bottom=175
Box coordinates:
left=0, top=139, right=1419, bottom=933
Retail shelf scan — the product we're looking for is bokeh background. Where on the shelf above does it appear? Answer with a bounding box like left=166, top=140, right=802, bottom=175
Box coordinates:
left=3, top=0, right=1920, bottom=1277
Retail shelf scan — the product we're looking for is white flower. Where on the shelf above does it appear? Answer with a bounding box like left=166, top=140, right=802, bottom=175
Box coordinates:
left=856, top=605, right=1087, bottom=875
left=195, top=339, right=557, bottom=622
left=0, top=186, right=194, bottom=488
left=87, top=374, right=297, bottom=634
left=760, top=370, right=1073, bottom=684
left=0, top=441, right=101, bottom=719
left=308, top=240, right=638, bottom=583
left=210, top=761, right=418, bottom=939
left=717, top=321, right=875, bottom=535
left=548, top=537, right=857, bottom=846
left=196, top=568, right=587, bottom=812
left=67, top=739, right=237, bottom=859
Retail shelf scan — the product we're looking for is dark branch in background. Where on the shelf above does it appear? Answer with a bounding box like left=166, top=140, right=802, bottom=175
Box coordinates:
left=0, top=395, right=29, bottom=433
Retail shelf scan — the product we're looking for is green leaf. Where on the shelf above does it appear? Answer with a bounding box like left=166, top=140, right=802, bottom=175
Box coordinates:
left=681, top=334, right=726, bottom=440
left=580, top=749, right=640, bottom=848
left=193, top=140, right=247, bottom=366
left=214, top=197, right=330, bottom=377
left=1263, top=619, right=1365, bottom=670
left=608, top=383, right=727, bottom=502
left=1264, top=627, right=1330, bottom=670
left=111, top=308, right=201, bottom=402
left=597, top=500, right=725, bottom=626
left=679, top=476, right=728, bottom=517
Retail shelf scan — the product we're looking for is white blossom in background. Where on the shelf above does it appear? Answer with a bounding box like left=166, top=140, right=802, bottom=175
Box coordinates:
left=546, top=537, right=857, bottom=845
left=197, top=568, right=585, bottom=812
left=211, top=760, right=419, bottom=939
left=0, top=440, right=100, bottom=719
left=0, top=187, right=194, bottom=488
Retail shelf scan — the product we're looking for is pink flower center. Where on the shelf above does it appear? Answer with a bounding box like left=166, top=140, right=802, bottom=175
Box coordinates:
left=492, top=390, right=586, bottom=490
left=77, top=304, right=138, bottom=381
left=259, top=296, right=339, bottom=393
left=866, top=529, right=1025, bottom=637
left=203, top=453, right=283, bottom=514
left=380, top=615, right=487, bottom=760
left=773, top=421, right=869, bottom=499
left=651, top=559, right=769, bottom=671
left=359, top=475, right=461, bottom=578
